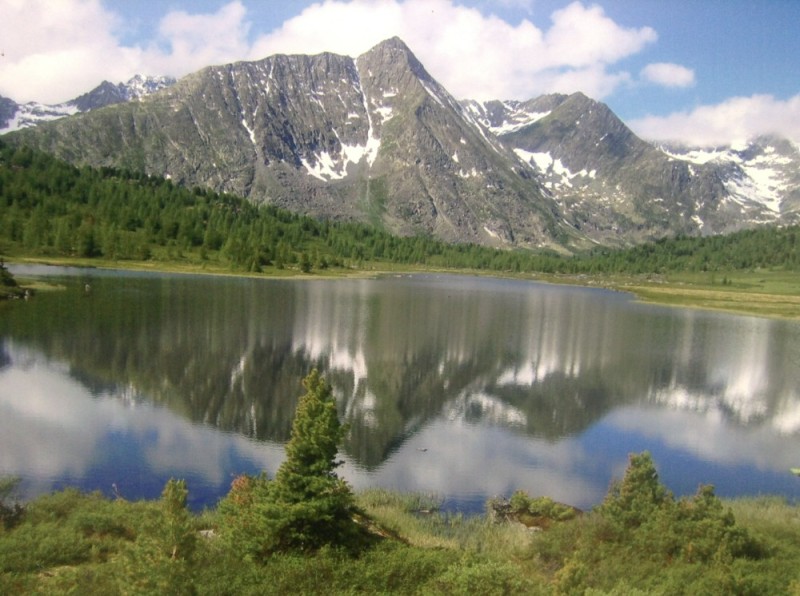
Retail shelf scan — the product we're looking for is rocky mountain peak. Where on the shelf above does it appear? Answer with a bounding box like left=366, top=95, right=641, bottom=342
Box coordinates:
left=357, top=36, right=432, bottom=83
left=3, top=37, right=798, bottom=248
left=0, top=75, right=175, bottom=133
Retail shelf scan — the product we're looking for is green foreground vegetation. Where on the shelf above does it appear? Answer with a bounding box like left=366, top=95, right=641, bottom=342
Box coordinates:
left=1, top=372, right=798, bottom=595
left=2, top=140, right=800, bottom=318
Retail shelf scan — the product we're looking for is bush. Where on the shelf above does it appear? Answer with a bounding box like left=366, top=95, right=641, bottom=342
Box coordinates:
left=219, top=371, right=365, bottom=559
left=114, top=479, right=199, bottom=595
left=488, top=491, right=578, bottom=529
left=0, top=476, right=24, bottom=530
left=551, top=452, right=765, bottom=594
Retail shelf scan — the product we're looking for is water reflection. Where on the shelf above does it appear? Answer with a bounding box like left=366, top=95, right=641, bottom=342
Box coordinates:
left=1, top=267, right=798, bottom=509
left=0, top=344, right=280, bottom=507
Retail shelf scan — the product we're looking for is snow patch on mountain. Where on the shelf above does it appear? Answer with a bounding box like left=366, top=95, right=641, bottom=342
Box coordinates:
left=2, top=102, right=79, bottom=133
left=664, top=139, right=799, bottom=214
left=514, top=148, right=596, bottom=189
left=302, top=137, right=381, bottom=181
left=1, top=75, right=174, bottom=134
left=122, top=75, right=175, bottom=100
left=464, top=100, right=551, bottom=135
left=491, top=109, right=551, bottom=135
left=241, top=118, right=257, bottom=146
left=724, top=169, right=785, bottom=213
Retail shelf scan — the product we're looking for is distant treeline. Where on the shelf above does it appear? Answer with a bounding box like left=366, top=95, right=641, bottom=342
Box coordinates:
left=1, top=140, right=798, bottom=274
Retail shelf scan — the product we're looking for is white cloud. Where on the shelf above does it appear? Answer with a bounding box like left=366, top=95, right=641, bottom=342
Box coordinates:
left=641, top=62, right=695, bottom=88
left=251, top=0, right=656, bottom=101
left=541, top=2, right=656, bottom=68
left=0, top=0, right=254, bottom=103
left=0, top=0, right=125, bottom=103
left=144, top=1, right=253, bottom=74
left=0, top=0, right=656, bottom=104
left=630, top=94, right=800, bottom=147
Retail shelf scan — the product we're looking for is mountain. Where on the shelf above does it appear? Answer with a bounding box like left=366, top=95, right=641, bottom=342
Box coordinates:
left=0, top=95, right=19, bottom=130
left=0, top=75, right=175, bottom=134
left=661, top=136, right=800, bottom=218
left=4, top=38, right=799, bottom=249
left=70, top=74, right=176, bottom=112
left=5, top=38, right=575, bottom=250
left=466, top=94, right=799, bottom=244
left=0, top=96, right=79, bottom=133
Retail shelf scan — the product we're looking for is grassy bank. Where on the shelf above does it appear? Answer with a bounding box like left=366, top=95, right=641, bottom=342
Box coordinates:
left=1, top=482, right=797, bottom=594
left=616, top=270, right=800, bottom=320
left=526, top=269, right=800, bottom=320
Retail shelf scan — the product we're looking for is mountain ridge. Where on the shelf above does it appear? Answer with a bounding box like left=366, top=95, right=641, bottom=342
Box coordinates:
left=3, top=38, right=798, bottom=249
left=0, top=75, right=175, bottom=133
left=5, top=38, right=576, bottom=250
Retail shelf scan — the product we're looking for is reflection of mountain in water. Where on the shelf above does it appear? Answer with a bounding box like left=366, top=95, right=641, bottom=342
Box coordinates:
left=1, top=272, right=798, bottom=469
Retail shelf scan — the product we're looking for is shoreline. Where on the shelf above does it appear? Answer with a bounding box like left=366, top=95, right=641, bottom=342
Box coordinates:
left=6, top=255, right=800, bottom=321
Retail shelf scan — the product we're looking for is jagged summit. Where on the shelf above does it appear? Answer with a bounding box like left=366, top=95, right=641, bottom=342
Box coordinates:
left=0, top=75, right=175, bottom=133
left=5, top=37, right=569, bottom=249
left=3, top=37, right=799, bottom=248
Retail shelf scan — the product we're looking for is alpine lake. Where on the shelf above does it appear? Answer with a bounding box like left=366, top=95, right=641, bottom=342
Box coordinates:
left=2, top=265, right=799, bottom=512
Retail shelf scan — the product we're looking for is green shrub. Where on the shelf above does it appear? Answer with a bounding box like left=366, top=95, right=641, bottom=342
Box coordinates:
left=550, top=452, right=766, bottom=594
left=429, top=557, right=535, bottom=595
left=218, top=371, right=365, bottom=559
left=113, top=479, right=199, bottom=595
left=0, top=476, right=24, bottom=530
left=490, top=490, right=579, bottom=530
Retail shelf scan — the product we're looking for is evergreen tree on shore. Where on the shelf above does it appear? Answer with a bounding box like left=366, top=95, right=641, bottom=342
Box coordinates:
left=219, top=370, right=362, bottom=559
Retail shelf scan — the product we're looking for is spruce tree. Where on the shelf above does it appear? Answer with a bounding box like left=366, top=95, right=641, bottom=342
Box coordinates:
left=218, top=370, right=361, bottom=558
left=268, top=370, right=358, bottom=551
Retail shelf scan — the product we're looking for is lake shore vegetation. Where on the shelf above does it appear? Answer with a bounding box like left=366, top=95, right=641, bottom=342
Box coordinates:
left=2, top=139, right=800, bottom=318
left=1, top=372, right=798, bottom=595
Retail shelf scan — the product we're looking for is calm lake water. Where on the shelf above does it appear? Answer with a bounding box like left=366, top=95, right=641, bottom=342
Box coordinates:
left=2, top=265, right=799, bottom=512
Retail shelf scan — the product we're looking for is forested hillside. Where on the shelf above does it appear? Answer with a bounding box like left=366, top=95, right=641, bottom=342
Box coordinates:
left=1, top=140, right=798, bottom=276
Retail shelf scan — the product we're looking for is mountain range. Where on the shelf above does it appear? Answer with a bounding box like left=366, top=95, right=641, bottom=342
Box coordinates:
left=0, top=75, right=175, bottom=133
left=3, top=37, right=798, bottom=250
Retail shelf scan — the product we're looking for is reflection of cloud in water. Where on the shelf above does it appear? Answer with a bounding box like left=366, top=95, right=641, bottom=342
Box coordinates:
left=0, top=361, right=100, bottom=485
left=648, top=382, right=800, bottom=435
left=605, top=404, right=800, bottom=473
left=343, top=419, right=606, bottom=510
left=0, top=345, right=283, bottom=499
left=0, top=345, right=605, bottom=509
left=774, top=400, right=800, bottom=435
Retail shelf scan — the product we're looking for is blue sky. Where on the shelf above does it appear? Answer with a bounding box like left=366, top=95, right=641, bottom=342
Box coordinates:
left=1, top=0, right=799, bottom=146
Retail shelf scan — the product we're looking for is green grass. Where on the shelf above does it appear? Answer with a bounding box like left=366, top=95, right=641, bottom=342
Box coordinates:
left=1, top=482, right=798, bottom=595
left=621, top=270, right=800, bottom=319
left=530, top=269, right=800, bottom=320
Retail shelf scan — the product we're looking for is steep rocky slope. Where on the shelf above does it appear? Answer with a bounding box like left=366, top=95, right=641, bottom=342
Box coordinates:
left=5, top=38, right=799, bottom=249
left=7, top=38, right=575, bottom=249
left=467, top=94, right=795, bottom=245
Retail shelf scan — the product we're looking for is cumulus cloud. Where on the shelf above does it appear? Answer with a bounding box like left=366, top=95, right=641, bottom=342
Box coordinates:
left=0, top=0, right=125, bottom=103
left=630, top=94, right=800, bottom=147
left=0, top=0, right=659, bottom=104
left=251, top=0, right=657, bottom=100
left=0, top=0, right=254, bottom=103
left=144, top=2, right=254, bottom=74
left=640, top=62, right=695, bottom=88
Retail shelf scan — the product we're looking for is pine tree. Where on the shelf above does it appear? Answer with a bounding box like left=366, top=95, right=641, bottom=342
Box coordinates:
left=268, top=370, right=358, bottom=551
left=218, top=370, right=362, bottom=558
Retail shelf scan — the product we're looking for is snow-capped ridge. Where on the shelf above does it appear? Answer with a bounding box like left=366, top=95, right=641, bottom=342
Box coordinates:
left=662, top=137, right=800, bottom=214
left=1, top=74, right=175, bottom=134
